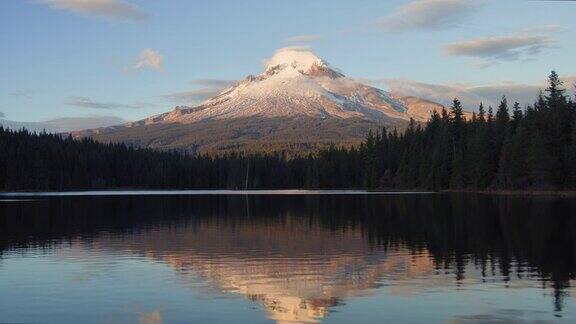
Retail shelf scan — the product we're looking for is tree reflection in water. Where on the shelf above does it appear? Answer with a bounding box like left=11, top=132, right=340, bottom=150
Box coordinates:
left=1, top=193, right=575, bottom=321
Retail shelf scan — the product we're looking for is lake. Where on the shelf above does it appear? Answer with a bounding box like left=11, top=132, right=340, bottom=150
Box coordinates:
left=1, top=192, right=575, bottom=323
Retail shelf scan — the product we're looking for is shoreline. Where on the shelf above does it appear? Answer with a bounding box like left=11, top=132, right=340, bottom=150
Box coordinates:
left=1, top=188, right=575, bottom=197
left=0, top=189, right=434, bottom=197
left=442, top=189, right=576, bottom=197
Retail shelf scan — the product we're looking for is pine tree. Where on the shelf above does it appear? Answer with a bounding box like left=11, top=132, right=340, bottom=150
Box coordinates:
left=478, top=102, right=486, bottom=122
left=450, top=99, right=466, bottom=188
left=544, top=71, right=570, bottom=186
left=546, top=71, right=566, bottom=106
left=496, top=96, right=510, bottom=125
left=570, top=114, right=576, bottom=188
left=534, top=91, right=547, bottom=112
left=527, top=130, right=554, bottom=188
left=511, top=102, right=523, bottom=131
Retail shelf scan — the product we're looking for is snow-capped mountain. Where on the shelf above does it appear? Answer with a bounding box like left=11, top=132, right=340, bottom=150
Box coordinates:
left=136, top=48, right=435, bottom=126
left=76, top=48, right=449, bottom=154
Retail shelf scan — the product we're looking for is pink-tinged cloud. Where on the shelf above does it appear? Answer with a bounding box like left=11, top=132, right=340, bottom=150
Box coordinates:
left=39, top=0, right=149, bottom=21
left=377, top=0, right=477, bottom=32
left=134, top=48, right=163, bottom=71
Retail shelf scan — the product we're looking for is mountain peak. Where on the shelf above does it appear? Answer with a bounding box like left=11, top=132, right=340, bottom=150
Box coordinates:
left=265, top=47, right=328, bottom=73
left=263, top=47, right=344, bottom=80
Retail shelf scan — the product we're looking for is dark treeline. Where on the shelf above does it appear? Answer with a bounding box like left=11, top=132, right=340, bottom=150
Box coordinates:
left=352, top=71, right=576, bottom=190
left=0, top=71, right=575, bottom=191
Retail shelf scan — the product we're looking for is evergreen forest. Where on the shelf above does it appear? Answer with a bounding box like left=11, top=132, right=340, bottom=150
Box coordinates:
left=1, top=71, right=575, bottom=191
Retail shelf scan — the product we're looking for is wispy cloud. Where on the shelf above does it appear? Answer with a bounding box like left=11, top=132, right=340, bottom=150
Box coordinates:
left=0, top=115, right=125, bottom=132
left=38, top=0, right=149, bottom=21
left=444, top=27, right=556, bottom=66
left=133, top=48, right=163, bottom=71
left=382, top=79, right=486, bottom=108
left=190, top=79, right=236, bottom=88
left=272, top=45, right=312, bottom=52
left=66, top=96, right=152, bottom=109
left=377, top=0, right=477, bottom=32
left=9, top=90, right=34, bottom=99
left=372, top=76, right=576, bottom=109
left=45, top=115, right=125, bottom=130
left=163, top=88, right=223, bottom=104
left=284, top=34, right=322, bottom=44
left=163, top=79, right=237, bottom=104
left=0, top=111, right=5, bottom=118
left=262, top=45, right=318, bottom=69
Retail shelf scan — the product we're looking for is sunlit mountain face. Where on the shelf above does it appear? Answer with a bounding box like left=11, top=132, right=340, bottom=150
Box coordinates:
left=1, top=194, right=576, bottom=323
left=72, top=48, right=456, bottom=155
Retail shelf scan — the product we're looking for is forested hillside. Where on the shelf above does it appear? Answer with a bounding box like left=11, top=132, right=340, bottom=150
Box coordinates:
left=1, top=72, right=574, bottom=191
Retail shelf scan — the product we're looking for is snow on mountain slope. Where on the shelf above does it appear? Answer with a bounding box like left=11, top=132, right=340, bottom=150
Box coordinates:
left=134, top=48, right=431, bottom=128
left=76, top=48, right=455, bottom=154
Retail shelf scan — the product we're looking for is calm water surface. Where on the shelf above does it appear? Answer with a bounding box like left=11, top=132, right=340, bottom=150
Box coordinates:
left=1, top=192, right=575, bottom=323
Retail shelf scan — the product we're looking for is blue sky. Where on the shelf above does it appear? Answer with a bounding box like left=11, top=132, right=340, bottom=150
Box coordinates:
left=1, top=0, right=575, bottom=126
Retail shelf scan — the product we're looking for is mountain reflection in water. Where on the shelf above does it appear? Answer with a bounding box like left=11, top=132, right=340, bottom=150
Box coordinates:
left=1, top=194, right=576, bottom=323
